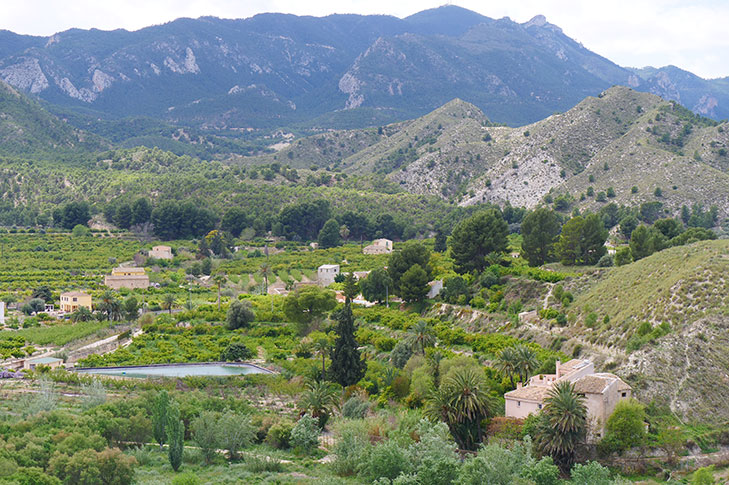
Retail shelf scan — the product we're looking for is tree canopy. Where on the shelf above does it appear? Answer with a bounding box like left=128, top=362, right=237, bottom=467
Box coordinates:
left=449, top=209, right=508, bottom=274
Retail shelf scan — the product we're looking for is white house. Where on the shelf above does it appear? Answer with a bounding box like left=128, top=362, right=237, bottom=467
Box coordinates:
left=0, top=301, right=4, bottom=325
left=317, top=264, right=340, bottom=286
left=504, top=359, right=631, bottom=441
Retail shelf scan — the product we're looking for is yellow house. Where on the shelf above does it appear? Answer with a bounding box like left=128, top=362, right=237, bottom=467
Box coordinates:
left=105, top=266, right=150, bottom=290
left=60, top=291, right=92, bottom=313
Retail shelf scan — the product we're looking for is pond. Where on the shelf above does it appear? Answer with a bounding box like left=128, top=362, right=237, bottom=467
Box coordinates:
left=75, top=363, right=273, bottom=378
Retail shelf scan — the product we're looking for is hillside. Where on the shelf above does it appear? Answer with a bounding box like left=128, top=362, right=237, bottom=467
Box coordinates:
left=0, top=79, right=107, bottom=157
left=237, top=86, right=729, bottom=216
left=570, top=240, right=729, bottom=422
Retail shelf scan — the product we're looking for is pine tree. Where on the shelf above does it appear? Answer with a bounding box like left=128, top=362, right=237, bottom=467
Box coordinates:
left=328, top=301, right=366, bottom=387
left=166, top=401, right=184, bottom=472
left=317, top=218, right=342, bottom=248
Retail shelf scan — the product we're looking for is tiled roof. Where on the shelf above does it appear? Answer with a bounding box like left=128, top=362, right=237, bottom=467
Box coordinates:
left=574, top=373, right=631, bottom=394
left=504, top=385, right=552, bottom=402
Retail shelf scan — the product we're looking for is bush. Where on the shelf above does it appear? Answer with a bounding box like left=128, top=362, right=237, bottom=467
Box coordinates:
left=360, top=440, right=413, bottom=482
left=570, top=461, right=613, bottom=485
left=290, top=414, right=320, bottom=453
left=245, top=454, right=285, bottom=473
left=599, top=399, right=647, bottom=454
left=342, top=396, right=370, bottom=419
left=332, top=421, right=370, bottom=477
left=524, top=456, right=560, bottom=485
left=220, top=342, right=254, bottom=362
left=596, top=254, right=613, bottom=267
left=266, top=420, right=294, bottom=449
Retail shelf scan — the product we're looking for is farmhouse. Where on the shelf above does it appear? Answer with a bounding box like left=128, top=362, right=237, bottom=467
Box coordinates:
left=317, top=264, right=340, bottom=286
left=363, top=238, right=393, bottom=255
left=24, top=357, right=64, bottom=371
left=59, top=291, right=92, bottom=313
left=148, top=245, right=173, bottom=260
left=504, top=359, right=631, bottom=441
left=105, top=266, right=150, bottom=290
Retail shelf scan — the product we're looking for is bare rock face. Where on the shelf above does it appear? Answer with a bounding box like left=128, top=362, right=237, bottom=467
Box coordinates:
left=694, top=94, right=719, bottom=118
left=339, top=71, right=364, bottom=109
left=0, top=58, right=49, bottom=94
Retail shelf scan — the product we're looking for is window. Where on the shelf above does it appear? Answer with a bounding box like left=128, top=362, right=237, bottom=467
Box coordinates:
left=517, top=401, right=521, bottom=407
left=73, top=298, right=77, bottom=302
left=621, top=392, right=627, bottom=398
left=538, top=404, right=542, bottom=409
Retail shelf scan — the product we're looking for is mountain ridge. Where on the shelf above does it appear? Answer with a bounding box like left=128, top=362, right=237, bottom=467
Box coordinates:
left=0, top=5, right=724, bottom=134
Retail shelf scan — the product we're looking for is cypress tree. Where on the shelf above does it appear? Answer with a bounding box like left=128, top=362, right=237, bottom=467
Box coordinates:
left=166, top=402, right=184, bottom=472
left=328, top=301, right=366, bottom=387
left=152, top=390, right=169, bottom=449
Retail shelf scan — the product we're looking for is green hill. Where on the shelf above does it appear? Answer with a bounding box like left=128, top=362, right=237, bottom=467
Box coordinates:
left=0, top=80, right=107, bottom=158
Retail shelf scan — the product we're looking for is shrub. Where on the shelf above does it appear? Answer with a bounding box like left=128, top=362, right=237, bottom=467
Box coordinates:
left=570, top=461, right=613, bottom=485
left=290, top=414, right=320, bottom=453
left=332, top=421, right=370, bottom=477
left=524, top=456, right=560, bottom=485
left=360, top=440, right=413, bottom=482
left=391, top=341, right=413, bottom=369
left=220, top=342, right=254, bottom=362
left=342, top=396, right=370, bottom=419
left=691, top=465, right=715, bottom=485
left=599, top=399, right=647, bottom=454
left=596, top=254, right=613, bottom=267
left=265, top=420, right=294, bottom=449
left=245, top=455, right=285, bottom=473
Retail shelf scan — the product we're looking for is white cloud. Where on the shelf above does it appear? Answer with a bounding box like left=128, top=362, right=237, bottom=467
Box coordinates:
left=3, top=0, right=728, bottom=78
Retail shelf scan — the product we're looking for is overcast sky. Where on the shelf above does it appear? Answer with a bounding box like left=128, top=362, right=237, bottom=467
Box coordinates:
left=4, top=0, right=729, bottom=78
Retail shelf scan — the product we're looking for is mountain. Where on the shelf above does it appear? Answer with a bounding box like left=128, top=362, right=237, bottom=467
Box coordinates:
left=0, top=78, right=107, bottom=157
left=242, top=86, right=729, bottom=216
left=0, top=6, right=644, bottom=131
left=630, top=65, right=729, bottom=120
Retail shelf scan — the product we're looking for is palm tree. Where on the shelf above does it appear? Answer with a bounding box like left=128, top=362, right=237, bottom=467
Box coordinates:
left=299, top=380, right=340, bottom=429
left=514, top=345, right=540, bottom=385
left=161, top=294, right=176, bottom=314
left=424, top=367, right=496, bottom=450
left=426, top=350, right=444, bottom=387
left=407, top=320, right=436, bottom=355
left=259, top=263, right=271, bottom=294
left=213, top=273, right=227, bottom=311
left=97, top=291, right=122, bottom=321
left=534, top=381, right=587, bottom=474
left=495, top=346, right=519, bottom=388
left=70, top=306, right=93, bottom=322
left=312, top=337, right=331, bottom=378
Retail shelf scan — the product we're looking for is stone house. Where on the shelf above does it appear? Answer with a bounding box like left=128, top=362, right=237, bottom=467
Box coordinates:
left=317, top=264, right=340, bottom=286
left=105, top=266, right=150, bottom=290
left=363, top=238, right=393, bottom=255
left=148, top=245, right=173, bottom=260
left=504, top=359, right=631, bottom=441
left=59, top=291, right=92, bottom=313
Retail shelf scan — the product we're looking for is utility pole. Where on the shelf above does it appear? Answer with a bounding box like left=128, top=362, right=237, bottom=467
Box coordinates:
left=386, top=284, right=389, bottom=308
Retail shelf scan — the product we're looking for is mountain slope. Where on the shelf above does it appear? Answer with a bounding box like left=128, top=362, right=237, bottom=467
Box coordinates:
left=0, top=7, right=641, bottom=130
left=0, top=79, right=107, bottom=157
left=631, top=65, right=729, bottom=120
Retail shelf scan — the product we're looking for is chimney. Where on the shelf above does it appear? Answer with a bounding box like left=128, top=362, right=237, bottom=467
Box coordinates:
left=517, top=382, right=523, bottom=389
left=556, top=360, right=561, bottom=378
